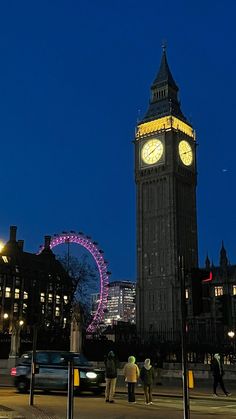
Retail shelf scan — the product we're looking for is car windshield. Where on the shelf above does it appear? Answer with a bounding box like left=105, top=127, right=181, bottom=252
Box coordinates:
left=19, top=351, right=91, bottom=366
left=72, top=354, right=91, bottom=366
left=20, top=353, right=31, bottom=364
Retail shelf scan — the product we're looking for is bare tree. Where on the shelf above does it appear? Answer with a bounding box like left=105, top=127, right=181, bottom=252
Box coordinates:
left=57, top=253, right=98, bottom=325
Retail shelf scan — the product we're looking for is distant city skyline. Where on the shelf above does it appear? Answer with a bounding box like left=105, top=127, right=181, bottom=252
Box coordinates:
left=0, top=2, right=236, bottom=280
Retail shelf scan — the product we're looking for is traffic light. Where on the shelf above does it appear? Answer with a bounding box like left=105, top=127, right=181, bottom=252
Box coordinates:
left=191, top=268, right=212, bottom=316
left=218, top=294, right=232, bottom=325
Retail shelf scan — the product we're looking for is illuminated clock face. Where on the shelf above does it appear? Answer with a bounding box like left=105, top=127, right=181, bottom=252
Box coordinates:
left=141, top=139, right=164, bottom=165
left=178, top=140, right=193, bottom=166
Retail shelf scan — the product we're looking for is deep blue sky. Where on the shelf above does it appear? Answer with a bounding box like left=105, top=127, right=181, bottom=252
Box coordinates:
left=0, top=1, right=236, bottom=280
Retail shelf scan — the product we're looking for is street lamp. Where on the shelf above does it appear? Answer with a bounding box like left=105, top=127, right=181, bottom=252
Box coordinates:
left=3, top=313, right=9, bottom=319
left=0, top=241, right=5, bottom=253
left=228, top=330, right=235, bottom=361
left=228, top=330, right=235, bottom=339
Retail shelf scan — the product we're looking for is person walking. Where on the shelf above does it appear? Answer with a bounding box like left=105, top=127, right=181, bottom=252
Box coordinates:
left=140, top=358, right=155, bottom=405
left=123, top=355, right=140, bottom=403
left=211, top=353, right=231, bottom=397
left=104, top=350, right=118, bottom=403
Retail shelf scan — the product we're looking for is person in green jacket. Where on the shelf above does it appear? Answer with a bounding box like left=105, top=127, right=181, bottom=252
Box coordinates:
left=123, top=355, right=140, bottom=403
left=140, top=358, right=155, bottom=405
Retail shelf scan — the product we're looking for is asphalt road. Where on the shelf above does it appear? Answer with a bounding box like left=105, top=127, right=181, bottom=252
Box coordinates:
left=1, top=388, right=236, bottom=419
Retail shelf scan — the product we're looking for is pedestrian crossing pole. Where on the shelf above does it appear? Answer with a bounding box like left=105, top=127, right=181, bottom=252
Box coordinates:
left=67, top=359, right=74, bottom=419
left=179, top=255, right=190, bottom=419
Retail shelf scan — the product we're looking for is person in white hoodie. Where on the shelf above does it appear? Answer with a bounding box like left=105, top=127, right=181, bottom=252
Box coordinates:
left=140, top=359, right=155, bottom=405
left=211, top=353, right=231, bottom=397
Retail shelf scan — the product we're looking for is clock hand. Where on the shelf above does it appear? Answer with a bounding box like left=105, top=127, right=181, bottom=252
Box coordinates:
left=148, top=144, right=161, bottom=156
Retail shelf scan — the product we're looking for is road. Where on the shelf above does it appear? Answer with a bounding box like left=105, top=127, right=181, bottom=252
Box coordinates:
left=1, top=388, right=236, bottom=418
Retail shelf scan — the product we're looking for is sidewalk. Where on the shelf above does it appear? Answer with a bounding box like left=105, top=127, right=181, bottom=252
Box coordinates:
left=2, top=374, right=236, bottom=418
left=0, top=380, right=236, bottom=419
left=116, top=380, right=236, bottom=400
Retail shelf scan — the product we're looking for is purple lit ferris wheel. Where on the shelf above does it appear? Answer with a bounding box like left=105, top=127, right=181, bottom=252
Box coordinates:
left=39, top=231, right=110, bottom=334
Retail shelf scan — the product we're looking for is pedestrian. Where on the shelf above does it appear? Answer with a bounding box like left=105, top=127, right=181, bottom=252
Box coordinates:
left=104, top=350, right=118, bottom=403
left=123, top=355, right=140, bottom=403
left=140, top=358, right=155, bottom=405
left=211, top=353, right=231, bottom=397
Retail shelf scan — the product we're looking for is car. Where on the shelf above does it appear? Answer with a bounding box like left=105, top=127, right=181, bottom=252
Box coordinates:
left=11, top=350, right=105, bottom=395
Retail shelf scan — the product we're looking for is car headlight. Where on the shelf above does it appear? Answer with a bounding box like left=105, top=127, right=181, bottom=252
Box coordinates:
left=86, top=372, right=97, bottom=379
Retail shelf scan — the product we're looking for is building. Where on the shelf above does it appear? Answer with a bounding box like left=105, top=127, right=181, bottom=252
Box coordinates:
left=187, top=244, right=236, bottom=350
left=135, top=47, right=198, bottom=342
left=91, top=281, right=136, bottom=325
left=0, top=226, right=72, bottom=335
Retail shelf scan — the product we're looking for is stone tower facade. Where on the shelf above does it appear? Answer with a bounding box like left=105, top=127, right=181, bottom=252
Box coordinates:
left=135, top=48, right=198, bottom=342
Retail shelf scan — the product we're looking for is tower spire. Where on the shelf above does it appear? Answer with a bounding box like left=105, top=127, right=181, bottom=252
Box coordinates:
left=220, top=240, right=228, bottom=267
left=143, top=46, right=187, bottom=123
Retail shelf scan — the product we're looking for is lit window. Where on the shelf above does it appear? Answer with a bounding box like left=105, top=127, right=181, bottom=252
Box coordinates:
left=63, top=318, right=67, bottom=328
left=2, top=256, right=9, bottom=263
left=23, top=291, right=28, bottom=299
left=48, top=294, right=53, bottom=303
left=64, top=295, right=68, bottom=304
left=233, top=285, right=236, bottom=296
left=23, top=303, right=27, bottom=313
left=41, top=305, right=45, bottom=314
left=185, top=289, right=189, bottom=299
left=13, top=303, right=18, bottom=313
left=56, top=295, right=60, bottom=304
left=40, top=293, right=45, bottom=302
left=5, top=287, right=11, bottom=298
left=55, top=307, right=60, bottom=317
left=215, top=286, right=223, bottom=297
left=15, top=288, right=20, bottom=299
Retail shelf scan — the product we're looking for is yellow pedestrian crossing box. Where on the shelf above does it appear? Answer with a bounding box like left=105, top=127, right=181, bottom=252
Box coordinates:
left=188, top=370, right=194, bottom=389
left=74, top=368, right=80, bottom=387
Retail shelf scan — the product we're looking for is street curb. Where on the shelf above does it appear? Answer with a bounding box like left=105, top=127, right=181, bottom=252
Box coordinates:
left=116, top=389, right=236, bottom=402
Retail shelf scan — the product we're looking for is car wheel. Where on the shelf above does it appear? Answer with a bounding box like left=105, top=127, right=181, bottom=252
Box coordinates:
left=17, top=379, right=29, bottom=393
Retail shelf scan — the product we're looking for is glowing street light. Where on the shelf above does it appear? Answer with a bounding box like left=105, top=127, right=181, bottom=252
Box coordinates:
left=3, top=313, right=9, bottom=319
left=228, top=330, right=235, bottom=339
left=19, top=320, right=24, bottom=327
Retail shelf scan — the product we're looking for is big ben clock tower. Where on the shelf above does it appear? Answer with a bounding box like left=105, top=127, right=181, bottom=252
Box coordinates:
left=135, top=47, right=198, bottom=342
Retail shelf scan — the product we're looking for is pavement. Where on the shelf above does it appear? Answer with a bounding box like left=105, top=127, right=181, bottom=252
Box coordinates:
left=1, top=373, right=236, bottom=418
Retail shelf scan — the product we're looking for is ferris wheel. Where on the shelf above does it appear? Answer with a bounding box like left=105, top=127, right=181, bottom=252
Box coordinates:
left=39, top=231, right=110, bottom=333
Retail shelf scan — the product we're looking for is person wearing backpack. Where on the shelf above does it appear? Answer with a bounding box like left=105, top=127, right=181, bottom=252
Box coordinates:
left=140, top=358, right=155, bottom=405
left=104, top=351, right=118, bottom=403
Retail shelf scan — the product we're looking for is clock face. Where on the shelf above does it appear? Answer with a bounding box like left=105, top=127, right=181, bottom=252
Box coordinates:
left=178, top=140, right=193, bottom=166
left=141, top=139, right=164, bottom=165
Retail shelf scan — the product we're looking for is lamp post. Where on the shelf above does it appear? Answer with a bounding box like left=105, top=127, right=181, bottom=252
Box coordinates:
left=179, top=255, right=190, bottom=419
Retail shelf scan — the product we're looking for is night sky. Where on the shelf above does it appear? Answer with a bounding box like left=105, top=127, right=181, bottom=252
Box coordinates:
left=0, top=1, right=236, bottom=280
